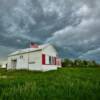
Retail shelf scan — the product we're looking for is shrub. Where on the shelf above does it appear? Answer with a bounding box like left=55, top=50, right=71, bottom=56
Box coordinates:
left=62, top=59, right=99, bottom=68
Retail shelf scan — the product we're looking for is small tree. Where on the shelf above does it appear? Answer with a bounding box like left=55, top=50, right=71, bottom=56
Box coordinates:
left=62, top=58, right=99, bottom=68
left=62, top=59, right=73, bottom=67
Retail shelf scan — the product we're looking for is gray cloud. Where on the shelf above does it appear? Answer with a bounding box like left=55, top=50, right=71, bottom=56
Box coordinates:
left=0, top=0, right=100, bottom=62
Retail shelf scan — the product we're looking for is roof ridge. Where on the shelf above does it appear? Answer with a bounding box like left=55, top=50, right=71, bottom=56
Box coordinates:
left=9, top=43, right=51, bottom=56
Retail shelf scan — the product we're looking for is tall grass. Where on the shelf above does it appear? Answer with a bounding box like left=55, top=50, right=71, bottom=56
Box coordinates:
left=0, top=68, right=100, bottom=100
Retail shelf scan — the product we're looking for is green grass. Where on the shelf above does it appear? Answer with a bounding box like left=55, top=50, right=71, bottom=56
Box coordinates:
left=0, top=68, right=100, bottom=100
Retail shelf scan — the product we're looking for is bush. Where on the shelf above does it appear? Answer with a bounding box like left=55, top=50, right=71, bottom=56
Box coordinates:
left=62, top=59, right=99, bottom=68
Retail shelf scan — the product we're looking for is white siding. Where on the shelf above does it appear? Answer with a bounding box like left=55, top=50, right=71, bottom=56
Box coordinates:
left=42, top=45, right=57, bottom=56
left=42, top=45, right=59, bottom=71
left=8, top=55, right=18, bottom=70
left=28, top=50, right=42, bottom=71
left=42, top=65, right=57, bottom=71
left=8, top=50, right=42, bottom=71
left=17, top=54, right=28, bottom=69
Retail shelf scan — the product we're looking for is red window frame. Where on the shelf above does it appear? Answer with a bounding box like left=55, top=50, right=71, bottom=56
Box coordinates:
left=42, top=54, right=45, bottom=65
left=42, top=54, right=58, bottom=65
left=54, top=57, right=56, bottom=65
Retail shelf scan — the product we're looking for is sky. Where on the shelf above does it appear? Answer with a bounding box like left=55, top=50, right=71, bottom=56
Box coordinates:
left=0, top=0, right=100, bottom=62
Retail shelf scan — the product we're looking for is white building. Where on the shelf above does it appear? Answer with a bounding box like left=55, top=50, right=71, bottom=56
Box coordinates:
left=2, top=61, right=8, bottom=68
left=7, top=44, right=61, bottom=71
left=0, top=60, right=8, bottom=68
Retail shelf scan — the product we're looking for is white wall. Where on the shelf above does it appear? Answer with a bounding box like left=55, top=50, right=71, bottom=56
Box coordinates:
left=8, top=50, right=42, bottom=71
left=28, top=50, right=42, bottom=71
left=42, top=45, right=57, bottom=56
left=42, top=45, right=59, bottom=71
left=8, top=55, right=18, bottom=70
left=42, top=65, right=57, bottom=71
left=17, top=54, right=28, bottom=70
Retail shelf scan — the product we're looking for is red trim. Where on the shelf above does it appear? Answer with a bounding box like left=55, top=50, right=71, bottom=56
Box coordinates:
left=42, top=54, right=45, bottom=65
left=52, top=56, right=54, bottom=65
left=42, top=54, right=60, bottom=65
left=54, top=57, right=56, bottom=65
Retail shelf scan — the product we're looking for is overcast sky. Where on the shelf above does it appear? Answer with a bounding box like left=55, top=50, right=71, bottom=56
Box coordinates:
left=0, top=0, right=100, bottom=62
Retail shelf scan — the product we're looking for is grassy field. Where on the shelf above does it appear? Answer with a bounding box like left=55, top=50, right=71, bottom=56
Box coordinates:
left=0, top=68, right=100, bottom=100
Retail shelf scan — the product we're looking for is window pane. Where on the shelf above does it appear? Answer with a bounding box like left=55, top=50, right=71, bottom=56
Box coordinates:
left=49, top=56, right=51, bottom=64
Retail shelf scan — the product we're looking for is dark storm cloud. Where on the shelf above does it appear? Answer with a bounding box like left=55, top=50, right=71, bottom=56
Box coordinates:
left=0, top=0, right=79, bottom=47
left=0, top=0, right=100, bottom=62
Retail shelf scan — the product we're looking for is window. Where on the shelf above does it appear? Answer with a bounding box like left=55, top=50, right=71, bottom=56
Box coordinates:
left=20, top=55, right=23, bottom=59
left=42, top=54, right=57, bottom=65
left=49, top=56, right=52, bottom=64
left=49, top=56, right=56, bottom=65
left=52, top=57, right=53, bottom=64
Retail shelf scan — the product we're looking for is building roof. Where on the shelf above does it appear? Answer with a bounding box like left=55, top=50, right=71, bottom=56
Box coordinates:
left=9, top=44, right=51, bottom=56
